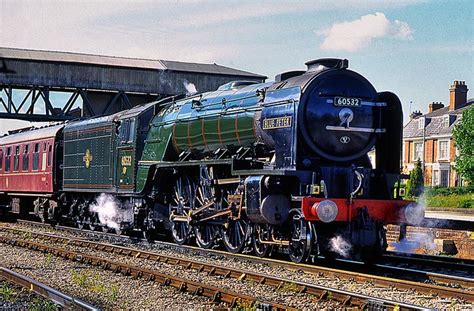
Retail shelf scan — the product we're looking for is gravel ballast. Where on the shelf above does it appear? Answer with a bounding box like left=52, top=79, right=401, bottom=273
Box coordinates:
left=0, top=243, right=216, bottom=310
left=2, top=222, right=473, bottom=310
left=0, top=277, right=58, bottom=310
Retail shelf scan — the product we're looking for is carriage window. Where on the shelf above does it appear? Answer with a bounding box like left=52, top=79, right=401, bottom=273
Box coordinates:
left=47, top=144, right=53, bottom=167
left=5, top=147, right=11, bottom=172
left=13, top=145, right=20, bottom=172
left=22, top=144, right=29, bottom=171
left=0, top=149, right=3, bottom=170
left=32, top=143, right=40, bottom=171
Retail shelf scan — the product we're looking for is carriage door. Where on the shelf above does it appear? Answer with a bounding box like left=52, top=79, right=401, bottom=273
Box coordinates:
left=117, top=118, right=136, bottom=192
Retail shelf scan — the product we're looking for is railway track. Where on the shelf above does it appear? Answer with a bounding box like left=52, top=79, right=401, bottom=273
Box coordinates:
left=0, top=233, right=293, bottom=310
left=0, top=266, right=98, bottom=310
left=20, top=219, right=473, bottom=288
left=0, top=224, right=432, bottom=310
left=15, top=219, right=474, bottom=280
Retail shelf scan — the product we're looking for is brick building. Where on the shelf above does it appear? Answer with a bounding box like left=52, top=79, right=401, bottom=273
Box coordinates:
left=402, top=81, right=472, bottom=187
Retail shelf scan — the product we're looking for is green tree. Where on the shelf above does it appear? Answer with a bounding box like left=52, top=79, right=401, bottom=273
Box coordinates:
left=407, top=159, right=424, bottom=197
left=453, top=105, right=474, bottom=184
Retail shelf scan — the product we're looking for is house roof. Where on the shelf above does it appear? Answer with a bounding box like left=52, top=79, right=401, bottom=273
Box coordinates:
left=403, top=103, right=471, bottom=139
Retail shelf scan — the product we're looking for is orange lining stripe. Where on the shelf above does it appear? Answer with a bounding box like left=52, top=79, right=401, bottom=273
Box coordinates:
left=187, top=121, right=193, bottom=149
left=172, top=123, right=180, bottom=153
left=235, top=112, right=241, bottom=145
left=252, top=114, right=257, bottom=138
left=217, top=116, right=224, bottom=147
left=201, top=119, right=209, bottom=151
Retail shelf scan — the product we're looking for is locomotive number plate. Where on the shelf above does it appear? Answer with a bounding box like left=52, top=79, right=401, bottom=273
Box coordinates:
left=334, top=97, right=361, bottom=107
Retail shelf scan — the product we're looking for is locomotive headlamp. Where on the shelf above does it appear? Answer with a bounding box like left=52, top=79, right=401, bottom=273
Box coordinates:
left=404, top=203, right=425, bottom=225
left=312, top=200, right=338, bottom=223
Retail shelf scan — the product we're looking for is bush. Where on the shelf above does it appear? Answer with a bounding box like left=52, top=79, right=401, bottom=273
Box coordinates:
left=424, top=185, right=474, bottom=196
left=407, top=159, right=424, bottom=197
left=424, top=193, right=473, bottom=208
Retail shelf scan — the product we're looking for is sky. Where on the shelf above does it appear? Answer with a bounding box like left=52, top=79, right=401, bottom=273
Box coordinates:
left=0, top=0, right=473, bottom=134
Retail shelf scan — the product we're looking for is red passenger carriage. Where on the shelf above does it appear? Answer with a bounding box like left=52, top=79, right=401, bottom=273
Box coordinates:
left=0, top=125, right=63, bottom=214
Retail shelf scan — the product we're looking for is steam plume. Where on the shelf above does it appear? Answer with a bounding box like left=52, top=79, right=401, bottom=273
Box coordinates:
left=392, top=231, right=436, bottom=253
left=183, top=80, right=197, bottom=95
left=329, top=235, right=352, bottom=258
left=89, top=194, right=132, bottom=230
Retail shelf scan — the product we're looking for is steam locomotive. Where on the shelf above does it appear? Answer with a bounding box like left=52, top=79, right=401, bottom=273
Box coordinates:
left=0, top=58, right=424, bottom=262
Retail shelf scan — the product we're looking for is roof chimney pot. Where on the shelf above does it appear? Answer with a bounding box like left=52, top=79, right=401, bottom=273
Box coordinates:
left=428, top=101, right=444, bottom=113
left=449, top=80, right=468, bottom=111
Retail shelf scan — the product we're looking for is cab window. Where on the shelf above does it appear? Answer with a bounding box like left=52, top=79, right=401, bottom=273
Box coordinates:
left=119, top=120, right=130, bottom=143
left=0, top=148, right=3, bottom=171
left=119, top=119, right=135, bottom=143
left=128, top=119, right=136, bottom=142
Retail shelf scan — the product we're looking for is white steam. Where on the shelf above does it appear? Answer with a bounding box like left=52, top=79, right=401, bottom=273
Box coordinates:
left=89, top=193, right=131, bottom=230
left=183, top=80, right=197, bottom=96
left=329, top=235, right=352, bottom=258
left=391, top=232, right=436, bottom=253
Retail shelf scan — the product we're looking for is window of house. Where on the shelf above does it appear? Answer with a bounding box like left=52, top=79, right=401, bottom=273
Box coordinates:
left=0, top=149, right=3, bottom=171
left=441, top=115, right=449, bottom=128
left=5, top=147, right=11, bottom=172
left=47, top=144, right=53, bottom=167
left=433, top=170, right=439, bottom=186
left=417, top=118, right=424, bottom=130
left=440, top=170, right=449, bottom=187
left=32, top=143, right=40, bottom=171
left=22, top=144, right=29, bottom=171
left=13, top=145, right=20, bottom=172
left=438, top=140, right=449, bottom=160
left=413, top=142, right=423, bottom=161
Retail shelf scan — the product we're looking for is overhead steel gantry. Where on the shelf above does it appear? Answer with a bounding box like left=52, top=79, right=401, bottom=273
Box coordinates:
left=0, top=47, right=266, bottom=122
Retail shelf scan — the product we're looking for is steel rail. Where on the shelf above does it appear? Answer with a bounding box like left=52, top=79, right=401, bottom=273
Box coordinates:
left=9, top=221, right=474, bottom=300
left=0, top=235, right=293, bottom=310
left=0, top=266, right=99, bottom=311
left=383, top=251, right=474, bottom=269
left=0, top=226, right=433, bottom=310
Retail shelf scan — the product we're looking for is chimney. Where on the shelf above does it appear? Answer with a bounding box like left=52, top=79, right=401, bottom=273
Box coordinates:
left=410, top=110, right=423, bottom=120
left=449, top=80, right=468, bottom=111
left=428, top=101, right=444, bottom=113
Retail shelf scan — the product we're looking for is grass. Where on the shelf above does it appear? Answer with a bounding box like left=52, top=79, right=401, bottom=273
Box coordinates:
left=29, top=298, right=58, bottom=311
left=278, top=282, right=301, bottom=293
left=232, top=299, right=257, bottom=311
left=70, top=270, right=119, bottom=301
left=0, top=282, right=17, bottom=302
left=44, top=253, right=54, bottom=266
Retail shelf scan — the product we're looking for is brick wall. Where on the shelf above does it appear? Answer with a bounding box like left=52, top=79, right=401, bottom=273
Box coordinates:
left=386, top=224, right=474, bottom=259
left=424, top=166, right=432, bottom=185
left=450, top=139, right=456, bottom=162
left=404, top=141, right=410, bottom=164
left=424, top=139, right=434, bottom=163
